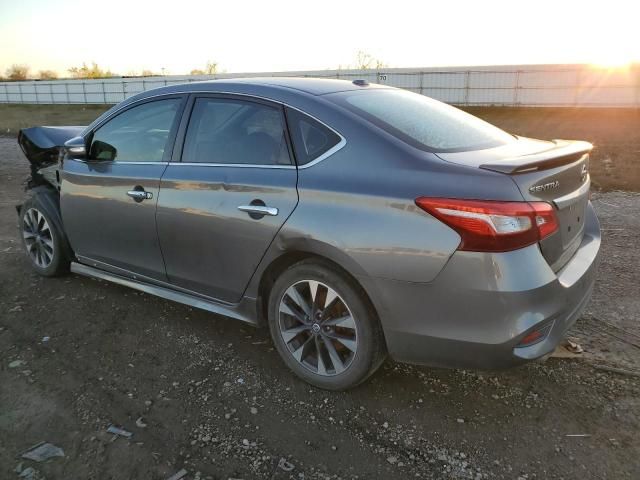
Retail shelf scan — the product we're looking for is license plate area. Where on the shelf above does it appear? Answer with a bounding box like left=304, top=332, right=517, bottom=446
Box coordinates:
left=557, top=196, right=588, bottom=250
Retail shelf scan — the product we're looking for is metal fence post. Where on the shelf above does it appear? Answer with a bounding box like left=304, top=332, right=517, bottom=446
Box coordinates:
left=463, top=71, right=470, bottom=105
left=514, top=70, right=521, bottom=106
left=419, top=71, right=424, bottom=96
left=65, top=83, right=70, bottom=103
left=82, top=82, right=87, bottom=103
left=18, top=83, right=23, bottom=103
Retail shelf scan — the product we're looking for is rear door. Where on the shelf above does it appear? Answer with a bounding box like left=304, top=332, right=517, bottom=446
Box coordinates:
left=61, top=96, right=185, bottom=281
left=156, top=94, right=298, bottom=303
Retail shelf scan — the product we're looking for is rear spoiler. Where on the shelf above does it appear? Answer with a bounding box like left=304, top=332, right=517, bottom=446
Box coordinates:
left=479, top=140, right=593, bottom=174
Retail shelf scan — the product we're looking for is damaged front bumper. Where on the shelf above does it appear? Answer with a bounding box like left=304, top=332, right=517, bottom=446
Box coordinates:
left=18, top=125, right=85, bottom=189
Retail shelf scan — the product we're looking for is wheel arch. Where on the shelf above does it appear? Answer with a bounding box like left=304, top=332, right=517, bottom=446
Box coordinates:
left=20, top=185, right=74, bottom=259
left=253, top=245, right=380, bottom=330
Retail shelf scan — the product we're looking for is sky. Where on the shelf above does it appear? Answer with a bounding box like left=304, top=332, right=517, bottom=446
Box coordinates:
left=0, top=0, right=638, bottom=76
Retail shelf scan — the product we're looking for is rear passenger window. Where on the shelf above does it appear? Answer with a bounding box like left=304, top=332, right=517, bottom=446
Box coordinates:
left=286, top=108, right=342, bottom=166
left=182, top=98, right=292, bottom=165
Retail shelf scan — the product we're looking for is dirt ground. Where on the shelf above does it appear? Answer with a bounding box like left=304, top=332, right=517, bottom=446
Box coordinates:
left=1, top=110, right=640, bottom=479
left=463, top=107, right=640, bottom=192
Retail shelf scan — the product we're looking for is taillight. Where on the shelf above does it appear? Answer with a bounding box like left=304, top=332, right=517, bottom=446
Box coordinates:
left=415, top=197, right=559, bottom=252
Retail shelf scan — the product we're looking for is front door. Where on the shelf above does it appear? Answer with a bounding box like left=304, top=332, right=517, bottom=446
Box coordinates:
left=61, top=96, right=185, bottom=281
left=156, top=95, right=298, bottom=303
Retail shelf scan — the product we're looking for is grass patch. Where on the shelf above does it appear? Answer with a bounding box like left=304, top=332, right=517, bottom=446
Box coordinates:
left=0, top=104, right=111, bottom=136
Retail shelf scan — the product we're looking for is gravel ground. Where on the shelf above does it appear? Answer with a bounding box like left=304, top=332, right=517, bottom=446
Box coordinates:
left=0, top=136, right=639, bottom=479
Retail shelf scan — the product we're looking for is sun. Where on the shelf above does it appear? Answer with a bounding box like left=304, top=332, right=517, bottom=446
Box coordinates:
left=590, top=59, right=636, bottom=69
left=587, top=49, right=639, bottom=69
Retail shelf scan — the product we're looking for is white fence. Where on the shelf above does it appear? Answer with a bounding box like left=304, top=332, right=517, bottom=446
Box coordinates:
left=1, top=64, right=639, bottom=107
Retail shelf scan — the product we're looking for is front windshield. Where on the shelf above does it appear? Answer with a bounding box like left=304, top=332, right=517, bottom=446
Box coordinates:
left=331, top=89, right=515, bottom=152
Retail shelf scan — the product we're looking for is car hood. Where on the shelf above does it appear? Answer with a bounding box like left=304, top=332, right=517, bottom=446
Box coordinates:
left=18, top=125, right=86, bottom=169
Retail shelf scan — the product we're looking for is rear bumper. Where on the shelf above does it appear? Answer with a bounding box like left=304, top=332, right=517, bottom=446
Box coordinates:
left=361, top=201, right=601, bottom=369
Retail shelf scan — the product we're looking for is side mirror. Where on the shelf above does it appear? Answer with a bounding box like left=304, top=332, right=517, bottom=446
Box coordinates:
left=64, top=136, right=87, bottom=160
left=90, top=140, right=117, bottom=161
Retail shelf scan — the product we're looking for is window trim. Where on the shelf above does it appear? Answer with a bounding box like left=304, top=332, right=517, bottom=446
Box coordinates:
left=104, top=91, right=346, bottom=169
left=84, top=94, right=187, bottom=165
left=296, top=134, right=346, bottom=169
left=82, top=90, right=347, bottom=169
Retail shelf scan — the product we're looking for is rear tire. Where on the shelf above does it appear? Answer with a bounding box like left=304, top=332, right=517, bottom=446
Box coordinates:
left=19, top=193, right=71, bottom=277
left=267, top=259, right=387, bottom=390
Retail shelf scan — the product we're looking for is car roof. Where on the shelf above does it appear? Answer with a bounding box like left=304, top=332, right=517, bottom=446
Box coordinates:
left=86, top=77, right=391, bottom=134
left=207, top=77, right=389, bottom=95
left=136, top=77, right=390, bottom=100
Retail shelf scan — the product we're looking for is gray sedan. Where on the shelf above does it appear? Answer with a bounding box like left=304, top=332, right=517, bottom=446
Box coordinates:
left=17, top=78, right=600, bottom=390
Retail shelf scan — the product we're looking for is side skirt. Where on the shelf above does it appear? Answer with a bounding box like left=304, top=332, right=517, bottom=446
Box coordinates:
left=70, top=262, right=258, bottom=325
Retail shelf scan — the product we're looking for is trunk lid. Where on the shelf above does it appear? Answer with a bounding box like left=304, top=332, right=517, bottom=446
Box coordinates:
left=437, top=137, right=592, bottom=271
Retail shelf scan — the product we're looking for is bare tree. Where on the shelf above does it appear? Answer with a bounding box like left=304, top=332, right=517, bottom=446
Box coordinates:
left=68, top=62, right=114, bottom=79
left=374, top=59, right=387, bottom=69
left=5, top=64, right=30, bottom=80
left=355, top=51, right=387, bottom=70
left=190, top=60, right=218, bottom=76
left=355, top=51, right=373, bottom=70
left=38, top=70, right=58, bottom=80
left=205, top=61, right=218, bottom=75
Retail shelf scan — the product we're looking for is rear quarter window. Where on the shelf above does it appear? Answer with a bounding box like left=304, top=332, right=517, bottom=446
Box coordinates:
left=285, top=108, right=342, bottom=166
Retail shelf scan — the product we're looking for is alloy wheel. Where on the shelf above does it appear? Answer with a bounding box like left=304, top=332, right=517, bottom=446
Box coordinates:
left=278, top=280, right=358, bottom=376
left=22, top=208, right=55, bottom=269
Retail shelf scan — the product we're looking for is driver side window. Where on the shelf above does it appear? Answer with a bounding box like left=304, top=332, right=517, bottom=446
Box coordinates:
left=90, top=98, right=182, bottom=162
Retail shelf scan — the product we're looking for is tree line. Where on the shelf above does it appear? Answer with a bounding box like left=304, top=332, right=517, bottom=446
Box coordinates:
left=1, top=52, right=387, bottom=81
left=0, top=61, right=220, bottom=81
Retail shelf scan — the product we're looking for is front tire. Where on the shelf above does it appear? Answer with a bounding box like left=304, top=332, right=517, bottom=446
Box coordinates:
left=19, top=194, right=70, bottom=277
left=267, top=259, right=386, bottom=390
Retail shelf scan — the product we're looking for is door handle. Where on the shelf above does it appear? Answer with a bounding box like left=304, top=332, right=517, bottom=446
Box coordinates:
left=127, top=189, right=153, bottom=202
left=238, top=205, right=279, bottom=217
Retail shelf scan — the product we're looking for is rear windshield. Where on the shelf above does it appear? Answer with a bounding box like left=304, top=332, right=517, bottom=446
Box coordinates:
left=330, top=89, right=514, bottom=153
